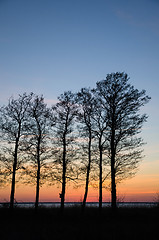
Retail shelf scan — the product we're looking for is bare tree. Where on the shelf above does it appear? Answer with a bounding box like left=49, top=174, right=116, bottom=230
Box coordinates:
left=0, top=93, right=33, bottom=210
left=95, top=72, right=150, bottom=211
left=76, top=88, right=96, bottom=211
left=51, top=91, right=78, bottom=213
left=90, top=95, right=108, bottom=210
left=21, top=94, right=51, bottom=211
left=76, top=88, right=109, bottom=212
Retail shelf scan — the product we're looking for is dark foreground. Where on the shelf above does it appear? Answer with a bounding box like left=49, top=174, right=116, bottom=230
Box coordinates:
left=0, top=207, right=159, bottom=240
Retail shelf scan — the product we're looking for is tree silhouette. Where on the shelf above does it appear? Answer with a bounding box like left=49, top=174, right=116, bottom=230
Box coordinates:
left=95, top=72, right=150, bottom=211
left=91, top=93, right=108, bottom=211
left=51, top=91, right=78, bottom=213
left=0, top=93, right=33, bottom=210
left=21, top=94, right=51, bottom=211
left=0, top=72, right=151, bottom=211
left=76, top=88, right=96, bottom=211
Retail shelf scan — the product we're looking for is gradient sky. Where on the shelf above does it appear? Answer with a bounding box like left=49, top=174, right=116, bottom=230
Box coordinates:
left=0, top=0, right=159, bottom=202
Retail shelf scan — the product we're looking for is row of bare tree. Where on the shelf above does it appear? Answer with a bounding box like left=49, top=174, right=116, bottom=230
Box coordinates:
left=0, top=72, right=150, bottom=212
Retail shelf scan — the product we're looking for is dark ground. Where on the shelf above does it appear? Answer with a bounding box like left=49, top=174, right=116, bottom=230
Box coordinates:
left=0, top=206, right=159, bottom=240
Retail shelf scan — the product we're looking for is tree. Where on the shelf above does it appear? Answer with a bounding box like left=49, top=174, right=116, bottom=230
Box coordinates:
left=76, top=88, right=96, bottom=211
left=21, top=94, right=51, bottom=211
left=0, top=93, right=33, bottom=210
left=95, top=72, right=150, bottom=211
left=51, top=91, right=78, bottom=213
left=90, top=93, right=108, bottom=211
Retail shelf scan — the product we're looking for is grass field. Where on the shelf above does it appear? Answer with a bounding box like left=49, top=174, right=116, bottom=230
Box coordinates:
left=0, top=206, right=159, bottom=240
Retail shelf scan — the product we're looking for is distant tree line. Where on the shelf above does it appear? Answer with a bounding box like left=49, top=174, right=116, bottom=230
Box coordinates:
left=0, top=72, right=150, bottom=212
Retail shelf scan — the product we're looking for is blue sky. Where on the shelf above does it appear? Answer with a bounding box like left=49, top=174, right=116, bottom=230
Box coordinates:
left=0, top=0, right=159, bottom=194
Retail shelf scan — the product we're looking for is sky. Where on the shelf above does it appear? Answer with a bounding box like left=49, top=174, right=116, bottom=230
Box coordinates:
left=0, top=0, right=159, bottom=202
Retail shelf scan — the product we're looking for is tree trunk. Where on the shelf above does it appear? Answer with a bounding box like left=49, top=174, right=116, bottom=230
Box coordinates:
left=10, top=137, right=19, bottom=210
left=82, top=135, right=91, bottom=211
left=82, top=163, right=90, bottom=211
left=111, top=128, right=117, bottom=211
left=99, top=143, right=102, bottom=211
left=35, top=138, right=41, bottom=212
left=111, top=160, right=116, bottom=211
left=61, top=170, right=66, bottom=214
left=61, top=136, right=66, bottom=214
left=10, top=160, right=17, bottom=210
left=35, top=161, right=40, bottom=211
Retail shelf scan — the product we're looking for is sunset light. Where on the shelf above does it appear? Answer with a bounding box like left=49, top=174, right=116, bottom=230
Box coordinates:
left=0, top=0, right=159, bottom=208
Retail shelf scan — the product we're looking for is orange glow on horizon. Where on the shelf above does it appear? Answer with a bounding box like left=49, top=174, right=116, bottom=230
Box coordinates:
left=0, top=183, right=157, bottom=203
left=0, top=160, right=159, bottom=203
